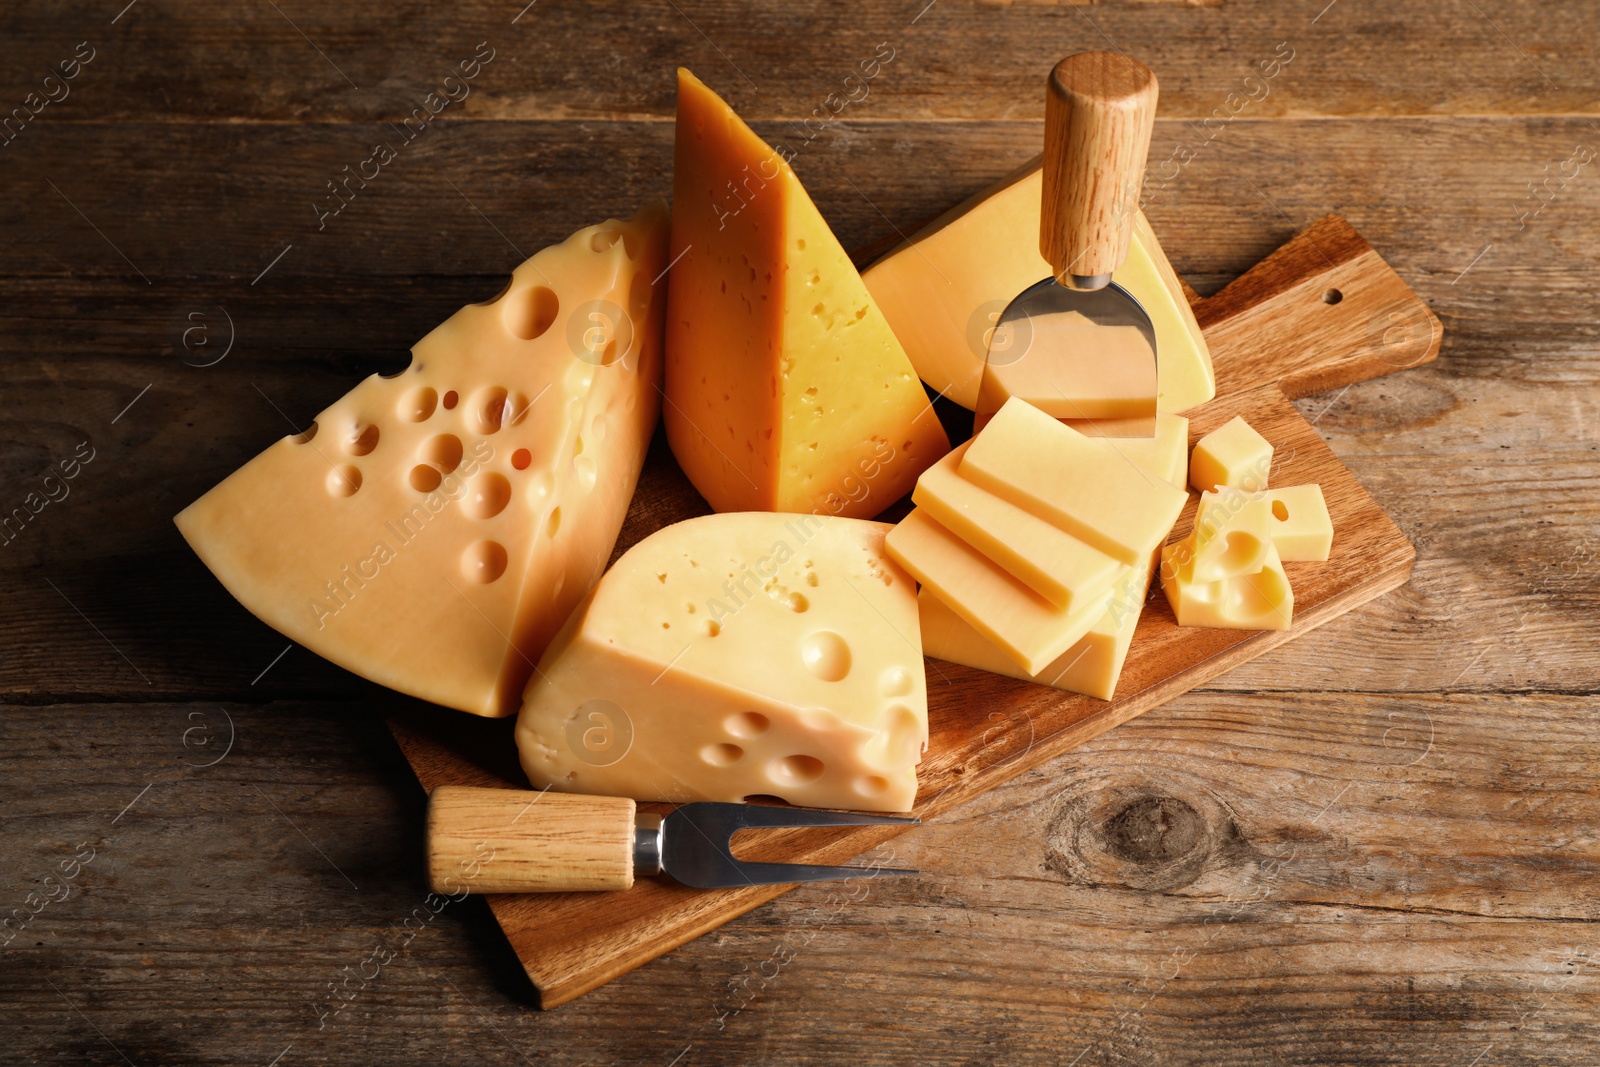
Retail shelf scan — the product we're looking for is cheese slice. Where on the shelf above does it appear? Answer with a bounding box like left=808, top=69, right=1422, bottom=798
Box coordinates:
left=975, top=311, right=1158, bottom=426
left=1190, top=414, right=1272, bottom=494
left=911, top=402, right=1188, bottom=698
left=919, top=547, right=1158, bottom=701
left=861, top=156, right=1215, bottom=413
left=1161, top=540, right=1294, bottom=631
left=884, top=509, right=1113, bottom=675
left=960, top=398, right=1188, bottom=566
left=176, top=203, right=669, bottom=717
left=1198, top=483, right=1333, bottom=562
left=912, top=440, right=1121, bottom=611
left=665, top=69, right=948, bottom=518
left=517, top=513, right=927, bottom=812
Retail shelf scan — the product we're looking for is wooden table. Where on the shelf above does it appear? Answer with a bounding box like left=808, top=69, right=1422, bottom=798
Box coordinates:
left=3, top=2, right=1597, bottom=1062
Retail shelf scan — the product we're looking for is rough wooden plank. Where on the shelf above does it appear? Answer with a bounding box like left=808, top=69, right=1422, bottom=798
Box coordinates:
left=6, top=693, right=1600, bottom=1063
left=3, top=0, right=1597, bottom=126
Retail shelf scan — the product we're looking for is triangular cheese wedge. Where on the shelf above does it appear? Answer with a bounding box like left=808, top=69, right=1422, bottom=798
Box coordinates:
left=176, top=203, right=669, bottom=717
left=517, top=512, right=928, bottom=812
left=664, top=68, right=949, bottom=518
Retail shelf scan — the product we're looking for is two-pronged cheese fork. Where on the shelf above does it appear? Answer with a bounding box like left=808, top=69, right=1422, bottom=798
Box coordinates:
left=427, top=786, right=918, bottom=893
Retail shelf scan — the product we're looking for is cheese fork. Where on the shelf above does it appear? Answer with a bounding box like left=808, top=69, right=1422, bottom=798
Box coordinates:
left=426, top=785, right=919, bottom=894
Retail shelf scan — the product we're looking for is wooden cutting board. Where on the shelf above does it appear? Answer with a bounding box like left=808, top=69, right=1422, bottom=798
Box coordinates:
left=390, top=212, right=1441, bottom=1008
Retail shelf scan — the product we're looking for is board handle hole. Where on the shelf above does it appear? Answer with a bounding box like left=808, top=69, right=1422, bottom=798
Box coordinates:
left=1322, top=288, right=1344, bottom=305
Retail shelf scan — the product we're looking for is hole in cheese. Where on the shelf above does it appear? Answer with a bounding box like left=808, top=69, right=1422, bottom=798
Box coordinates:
left=591, top=229, right=622, bottom=253
left=344, top=424, right=379, bottom=456
left=511, top=448, right=532, bottom=471
left=441, top=390, right=458, bottom=410
left=422, top=434, right=463, bottom=473
left=701, top=742, right=743, bottom=766
left=327, top=466, right=361, bottom=497
left=472, top=276, right=513, bottom=306
left=408, top=464, right=441, bottom=493
left=801, top=630, right=851, bottom=681
left=291, top=422, right=318, bottom=444
left=726, top=711, right=770, bottom=738
left=504, top=286, right=559, bottom=341
left=546, top=507, right=561, bottom=537
left=461, top=540, right=507, bottom=584
left=462, top=472, right=511, bottom=520
left=1219, top=531, right=1266, bottom=574
left=472, top=387, right=510, bottom=435
left=1272, top=499, right=1289, bottom=522
left=857, top=775, right=889, bottom=796
left=399, top=387, right=437, bottom=423
left=771, top=754, right=825, bottom=785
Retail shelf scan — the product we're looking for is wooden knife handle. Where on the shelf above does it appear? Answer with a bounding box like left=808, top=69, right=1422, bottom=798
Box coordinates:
left=1040, top=51, right=1159, bottom=289
left=426, top=785, right=638, bottom=894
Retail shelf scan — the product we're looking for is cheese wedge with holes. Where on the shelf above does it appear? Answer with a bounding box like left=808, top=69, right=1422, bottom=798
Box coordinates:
left=516, top=513, right=927, bottom=812
left=665, top=68, right=948, bottom=518
left=862, top=156, right=1214, bottom=412
left=960, top=399, right=1188, bottom=566
left=175, top=203, right=669, bottom=717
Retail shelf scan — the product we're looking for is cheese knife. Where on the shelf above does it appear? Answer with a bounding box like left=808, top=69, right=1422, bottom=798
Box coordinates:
left=979, top=52, right=1161, bottom=438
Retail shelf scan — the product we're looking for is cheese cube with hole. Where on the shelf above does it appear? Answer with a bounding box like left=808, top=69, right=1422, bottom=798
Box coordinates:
left=664, top=68, right=948, bottom=518
left=911, top=441, right=1121, bottom=611
left=175, top=203, right=669, bottom=717
left=1198, top=484, right=1333, bottom=562
left=959, top=399, right=1188, bottom=566
left=516, top=513, right=927, bottom=812
left=1167, top=489, right=1275, bottom=585
left=919, top=547, right=1158, bottom=700
left=884, top=509, right=1114, bottom=674
left=1189, top=414, right=1273, bottom=494
left=861, top=157, right=1215, bottom=413
left=1160, top=540, right=1294, bottom=630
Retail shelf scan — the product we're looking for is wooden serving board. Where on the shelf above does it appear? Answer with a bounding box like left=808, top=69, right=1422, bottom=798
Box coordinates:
left=390, top=212, right=1442, bottom=1008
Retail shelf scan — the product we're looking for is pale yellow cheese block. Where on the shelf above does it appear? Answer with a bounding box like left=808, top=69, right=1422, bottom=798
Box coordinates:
left=919, top=546, right=1159, bottom=701
left=960, top=399, right=1188, bottom=566
left=1190, top=414, right=1273, bottom=494
left=861, top=156, right=1215, bottom=413
left=912, top=440, right=1121, bottom=611
left=517, top=513, right=927, bottom=812
left=884, top=509, right=1114, bottom=675
left=664, top=69, right=948, bottom=519
left=1161, top=540, right=1294, bottom=631
left=176, top=203, right=669, bottom=717
left=1198, top=484, right=1333, bottom=561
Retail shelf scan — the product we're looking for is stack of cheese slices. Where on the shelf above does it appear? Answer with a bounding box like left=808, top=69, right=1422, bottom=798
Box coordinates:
left=176, top=70, right=1330, bottom=815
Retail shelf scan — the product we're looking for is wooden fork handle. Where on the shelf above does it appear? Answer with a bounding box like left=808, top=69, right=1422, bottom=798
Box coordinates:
left=427, top=785, right=639, bottom=894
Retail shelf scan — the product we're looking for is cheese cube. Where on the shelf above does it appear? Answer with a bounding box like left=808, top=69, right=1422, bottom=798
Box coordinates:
left=911, top=441, right=1121, bottom=611
left=861, top=158, right=1215, bottom=413
left=517, top=514, right=927, bottom=812
left=664, top=69, right=948, bottom=518
left=1198, top=484, right=1333, bottom=562
left=884, top=509, right=1114, bottom=675
left=176, top=203, right=670, bottom=717
left=919, top=547, right=1157, bottom=700
left=960, top=398, right=1188, bottom=566
left=1160, top=540, right=1294, bottom=631
left=1169, top=490, right=1275, bottom=585
left=1189, top=415, right=1273, bottom=494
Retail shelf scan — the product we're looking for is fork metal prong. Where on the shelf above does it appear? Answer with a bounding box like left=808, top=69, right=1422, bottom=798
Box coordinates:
left=661, top=801, right=921, bottom=889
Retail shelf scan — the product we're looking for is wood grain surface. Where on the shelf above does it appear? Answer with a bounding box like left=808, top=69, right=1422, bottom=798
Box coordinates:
left=2, top=0, right=1598, bottom=1062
